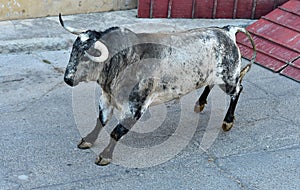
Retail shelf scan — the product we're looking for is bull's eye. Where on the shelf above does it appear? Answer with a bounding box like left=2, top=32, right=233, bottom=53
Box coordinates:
left=81, top=55, right=90, bottom=62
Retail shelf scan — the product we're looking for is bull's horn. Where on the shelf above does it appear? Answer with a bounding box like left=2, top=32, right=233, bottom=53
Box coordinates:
left=59, top=13, right=86, bottom=35
left=85, top=41, right=109, bottom=63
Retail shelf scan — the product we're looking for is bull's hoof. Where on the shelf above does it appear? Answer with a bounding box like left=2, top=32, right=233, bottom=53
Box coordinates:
left=95, top=156, right=112, bottom=166
left=77, top=138, right=93, bottom=149
left=222, top=122, right=234, bottom=132
left=194, top=104, right=205, bottom=113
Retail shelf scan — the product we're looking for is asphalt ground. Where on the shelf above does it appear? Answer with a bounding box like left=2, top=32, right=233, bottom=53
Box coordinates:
left=0, top=9, right=299, bottom=190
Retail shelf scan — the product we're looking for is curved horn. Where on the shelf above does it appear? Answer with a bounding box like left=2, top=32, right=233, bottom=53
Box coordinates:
left=59, top=13, right=86, bottom=35
left=85, top=41, right=109, bottom=63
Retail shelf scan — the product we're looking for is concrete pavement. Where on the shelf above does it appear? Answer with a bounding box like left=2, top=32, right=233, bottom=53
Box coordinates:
left=0, top=9, right=299, bottom=190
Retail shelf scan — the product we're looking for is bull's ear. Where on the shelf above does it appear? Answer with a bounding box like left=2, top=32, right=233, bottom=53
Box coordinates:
left=85, top=41, right=109, bottom=63
left=85, top=45, right=102, bottom=57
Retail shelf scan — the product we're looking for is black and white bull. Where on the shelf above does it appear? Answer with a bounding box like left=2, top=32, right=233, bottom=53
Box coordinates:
left=59, top=14, right=256, bottom=166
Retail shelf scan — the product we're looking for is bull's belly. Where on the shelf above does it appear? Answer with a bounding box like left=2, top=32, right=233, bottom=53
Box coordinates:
left=149, top=81, right=206, bottom=106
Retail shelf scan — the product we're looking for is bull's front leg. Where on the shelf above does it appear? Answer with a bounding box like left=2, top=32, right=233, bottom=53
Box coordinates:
left=95, top=117, right=138, bottom=166
left=78, top=93, right=113, bottom=149
left=96, top=79, right=154, bottom=166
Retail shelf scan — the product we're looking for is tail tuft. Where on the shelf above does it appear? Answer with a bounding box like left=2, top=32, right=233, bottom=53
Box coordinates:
left=239, top=64, right=251, bottom=82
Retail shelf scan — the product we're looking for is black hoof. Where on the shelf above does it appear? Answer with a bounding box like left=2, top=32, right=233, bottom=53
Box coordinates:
left=95, top=156, right=112, bottom=166
left=194, top=100, right=206, bottom=113
left=194, top=104, right=205, bottom=113
left=77, top=138, right=93, bottom=149
left=222, top=122, right=233, bottom=132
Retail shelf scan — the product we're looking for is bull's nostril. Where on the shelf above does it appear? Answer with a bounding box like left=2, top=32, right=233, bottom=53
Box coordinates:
left=64, top=77, right=74, bottom=86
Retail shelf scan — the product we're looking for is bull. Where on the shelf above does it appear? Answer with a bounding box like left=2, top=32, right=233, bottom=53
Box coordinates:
left=59, top=14, right=256, bottom=166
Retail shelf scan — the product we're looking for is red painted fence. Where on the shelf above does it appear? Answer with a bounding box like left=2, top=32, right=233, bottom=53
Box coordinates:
left=237, top=0, right=300, bottom=82
left=138, top=0, right=289, bottom=19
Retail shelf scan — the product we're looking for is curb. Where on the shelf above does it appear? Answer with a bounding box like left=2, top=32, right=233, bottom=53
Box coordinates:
left=0, top=36, right=73, bottom=54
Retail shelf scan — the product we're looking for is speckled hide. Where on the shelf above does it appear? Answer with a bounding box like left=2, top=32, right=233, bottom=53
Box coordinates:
left=65, top=26, right=245, bottom=108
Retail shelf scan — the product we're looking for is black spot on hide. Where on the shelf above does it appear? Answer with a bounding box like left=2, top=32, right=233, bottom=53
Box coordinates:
left=221, top=25, right=231, bottom=31
left=111, top=124, right=129, bottom=141
left=128, top=78, right=154, bottom=120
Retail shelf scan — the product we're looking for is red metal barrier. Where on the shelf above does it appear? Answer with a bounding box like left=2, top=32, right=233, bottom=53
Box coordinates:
left=237, top=0, right=300, bottom=82
left=138, top=0, right=289, bottom=19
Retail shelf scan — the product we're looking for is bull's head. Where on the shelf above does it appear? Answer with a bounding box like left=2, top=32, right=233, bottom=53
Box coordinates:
left=59, top=14, right=109, bottom=86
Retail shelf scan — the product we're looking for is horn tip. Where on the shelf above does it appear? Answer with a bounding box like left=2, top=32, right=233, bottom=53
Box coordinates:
left=59, top=13, right=64, bottom=27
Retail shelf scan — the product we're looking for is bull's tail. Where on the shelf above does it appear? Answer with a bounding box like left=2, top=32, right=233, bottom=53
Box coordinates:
left=229, top=26, right=257, bottom=81
left=239, top=63, right=251, bottom=82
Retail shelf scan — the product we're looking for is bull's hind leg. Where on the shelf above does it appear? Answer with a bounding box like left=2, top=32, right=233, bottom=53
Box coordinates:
left=194, top=85, right=214, bottom=113
left=222, top=64, right=251, bottom=131
left=222, top=85, right=243, bottom=131
left=78, top=94, right=113, bottom=149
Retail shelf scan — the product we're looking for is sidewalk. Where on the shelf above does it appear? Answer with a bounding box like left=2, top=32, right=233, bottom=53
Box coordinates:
left=0, top=9, right=255, bottom=54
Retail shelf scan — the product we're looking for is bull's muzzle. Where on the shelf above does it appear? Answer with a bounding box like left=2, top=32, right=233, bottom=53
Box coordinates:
left=64, top=69, right=76, bottom=86
left=64, top=76, right=74, bottom=86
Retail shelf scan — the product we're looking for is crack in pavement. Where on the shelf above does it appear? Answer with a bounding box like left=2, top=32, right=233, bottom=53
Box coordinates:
left=200, top=142, right=299, bottom=190
left=201, top=150, right=250, bottom=190
left=1, top=78, right=25, bottom=84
